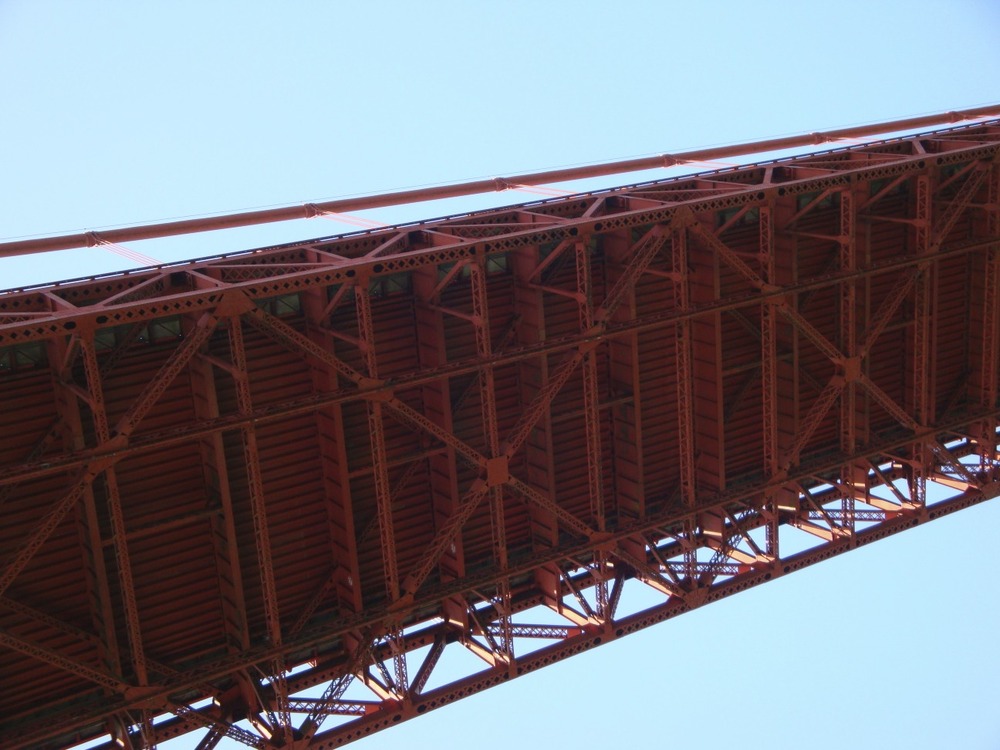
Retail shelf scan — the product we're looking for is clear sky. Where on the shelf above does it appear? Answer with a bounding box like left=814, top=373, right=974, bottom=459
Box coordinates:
left=3, top=2, right=1000, bottom=749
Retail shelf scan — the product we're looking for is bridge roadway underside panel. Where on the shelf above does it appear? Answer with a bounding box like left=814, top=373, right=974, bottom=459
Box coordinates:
left=1, top=121, right=1000, bottom=749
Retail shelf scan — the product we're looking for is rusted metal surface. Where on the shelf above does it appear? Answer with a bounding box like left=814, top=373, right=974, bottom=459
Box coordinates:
left=1, top=119, right=1000, bottom=749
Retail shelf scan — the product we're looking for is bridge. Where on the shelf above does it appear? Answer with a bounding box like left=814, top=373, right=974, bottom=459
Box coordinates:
left=1, top=111, right=999, bottom=749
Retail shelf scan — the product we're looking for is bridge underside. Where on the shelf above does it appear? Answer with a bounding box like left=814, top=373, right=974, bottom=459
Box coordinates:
left=1, top=120, right=999, bottom=749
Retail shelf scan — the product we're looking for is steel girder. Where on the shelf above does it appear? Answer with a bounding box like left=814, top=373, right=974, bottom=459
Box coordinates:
left=0, top=120, right=999, bottom=749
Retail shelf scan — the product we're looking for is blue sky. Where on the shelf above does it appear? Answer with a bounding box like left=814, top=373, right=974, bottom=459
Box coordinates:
left=3, top=2, right=1000, bottom=748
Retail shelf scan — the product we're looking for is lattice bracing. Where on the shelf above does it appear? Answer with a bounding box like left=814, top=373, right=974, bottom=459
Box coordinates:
left=1, top=119, right=999, bottom=749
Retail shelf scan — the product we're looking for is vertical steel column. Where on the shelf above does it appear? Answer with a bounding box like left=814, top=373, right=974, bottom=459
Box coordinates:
left=228, top=318, right=292, bottom=742
left=575, top=239, right=608, bottom=616
left=46, top=335, right=126, bottom=744
left=78, top=337, right=148, bottom=688
left=759, top=204, right=781, bottom=558
left=190, top=346, right=251, bottom=656
left=354, top=285, right=408, bottom=695
left=763, top=196, right=802, bottom=557
left=354, top=288, right=398, bottom=601
left=978, top=162, right=1000, bottom=473
left=510, top=245, right=562, bottom=616
left=469, top=261, right=513, bottom=660
left=911, top=175, right=934, bottom=507
left=839, top=186, right=859, bottom=535
left=412, top=266, right=469, bottom=632
left=303, top=289, right=364, bottom=616
left=684, top=217, right=728, bottom=507
left=603, top=227, right=648, bottom=588
left=575, top=240, right=605, bottom=531
left=411, top=278, right=465, bottom=586
left=604, top=230, right=646, bottom=523
left=511, top=247, right=559, bottom=550
left=672, top=224, right=698, bottom=579
left=673, top=227, right=695, bottom=509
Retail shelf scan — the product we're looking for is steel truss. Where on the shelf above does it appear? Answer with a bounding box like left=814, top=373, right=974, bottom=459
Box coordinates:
left=0, top=120, right=999, bottom=749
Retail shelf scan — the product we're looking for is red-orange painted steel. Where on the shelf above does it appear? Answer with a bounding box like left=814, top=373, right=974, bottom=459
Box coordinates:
left=2, top=105, right=999, bottom=259
left=1, top=119, right=1000, bottom=749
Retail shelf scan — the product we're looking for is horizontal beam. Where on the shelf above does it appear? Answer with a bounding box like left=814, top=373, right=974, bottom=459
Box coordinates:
left=2, top=105, right=998, bottom=257
left=4, top=116, right=1000, bottom=749
left=306, top=481, right=999, bottom=749
left=8, top=407, right=999, bottom=748
left=0, top=233, right=993, bottom=491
